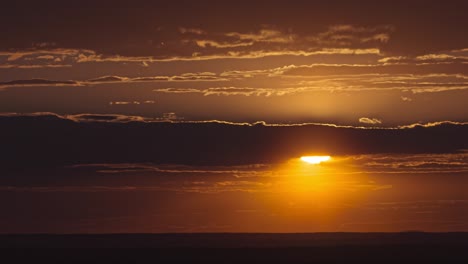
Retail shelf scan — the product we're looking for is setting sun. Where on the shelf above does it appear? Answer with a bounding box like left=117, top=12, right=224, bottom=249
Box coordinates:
left=300, top=156, right=331, bottom=164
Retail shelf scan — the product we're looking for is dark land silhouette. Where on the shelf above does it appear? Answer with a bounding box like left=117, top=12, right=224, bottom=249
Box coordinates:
left=2, top=233, right=468, bottom=263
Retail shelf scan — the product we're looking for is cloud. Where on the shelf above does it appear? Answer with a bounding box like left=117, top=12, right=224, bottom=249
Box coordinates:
left=36, top=55, right=55, bottom=60
left=1, top=112, right=466, bottom=128
left=0, top=24, right=391, bottom=65
left=109, top=101, right=139, bottom=105
left=0, top=73, right=228, bottom=90
left=310, top=24, right=394, bottom=46
left=195, top=40, right=254, bottom=49
left=0, top=48, right=93, bottom=68
left=0, top=63, right=72, bottom=69
left=359, top=117, right=382, bottom=125
left=75, top=48, right=381, bottom=62
left=174, top=24, right=391, bottom=62
left=153, top=87, right=309, bottom=96
left=1, top=67, right=466, bottom=99
left=71, top=152, right=468, bottom=177
left=0, top=78, right=79, bottom=90
left=109, top=101, right=155, bottom=106
left=0, top=43, right=383, bottom=71
left=0, top=166, right=393, bottom=194
left=282, top=63, right=468, bottom=76
left=398, top=121, right=468, bottom=129
left=2, top=152, right=467, bottom=197
left=152, top=88, right=201, bottom=94
left=87, top=73, right=225, bottom=83
left=178, top=26, right=297, bottom=56
left=0, top=48, right=93, bottom=61
left=348, top=153, right=468, bottom=174
left=379, top=49, right=468, bottom=65
left=88, top=76, right=130, bottom=83
left=224, top=28, right=295, bottom=44
left=70, top=163, right=271, bottom=176
left=0, top=79, right=77, bottom=86
left=66, top=113, right=146, bottom=123
left=277, top=64, right=468, bottom=93
left=0, top=113, right=466, bottom=171
left=3, top=47, right=461, bottom=96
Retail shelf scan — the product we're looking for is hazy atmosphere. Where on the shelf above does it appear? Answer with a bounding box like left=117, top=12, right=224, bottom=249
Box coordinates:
left=1, top=1, right=467, bottom=233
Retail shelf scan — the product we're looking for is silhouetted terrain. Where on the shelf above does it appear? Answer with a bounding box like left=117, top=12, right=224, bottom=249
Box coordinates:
left=2, top=233, right=468, bottom=263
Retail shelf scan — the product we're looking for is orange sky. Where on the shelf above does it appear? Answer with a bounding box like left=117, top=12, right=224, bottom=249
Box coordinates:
left=1, top=1, right=467, bottom=126
left=2, top=152, right=468, bottom=233
left=0, top=1, right=467, bottom=233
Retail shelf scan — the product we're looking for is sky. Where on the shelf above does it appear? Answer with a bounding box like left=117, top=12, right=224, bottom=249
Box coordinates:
left=0, top=1, right=467, bottom=233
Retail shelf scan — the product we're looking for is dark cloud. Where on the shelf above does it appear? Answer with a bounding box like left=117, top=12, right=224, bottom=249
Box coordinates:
left=67, top=113, right=146, bottom=123
left=0, top=63, right=72, bottom=69
left=0, top=73, right=227, bottom=90
left=0, top=78, right=77, bottom=87
left=67, top=152, right=468, bottom=179
left=1, top=113, right=466, bottom=171
left=87, top=76, right=129, bottom=83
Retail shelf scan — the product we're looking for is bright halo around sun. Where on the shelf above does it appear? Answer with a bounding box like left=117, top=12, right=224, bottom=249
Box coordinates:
left=300, top=156, right=331, bottom=164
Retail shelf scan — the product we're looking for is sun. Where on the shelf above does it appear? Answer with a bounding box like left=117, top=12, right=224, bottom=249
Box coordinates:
left=300, top=156, right=331, bottom=164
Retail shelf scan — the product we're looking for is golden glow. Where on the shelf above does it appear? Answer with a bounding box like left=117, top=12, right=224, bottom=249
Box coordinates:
left=300, top=156, right=331, bottom=164
left=262, top=155, right=377, bottom=228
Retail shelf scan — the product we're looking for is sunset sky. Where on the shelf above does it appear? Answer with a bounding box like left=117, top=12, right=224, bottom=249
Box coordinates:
left=1, top=1, right=467, bottom=233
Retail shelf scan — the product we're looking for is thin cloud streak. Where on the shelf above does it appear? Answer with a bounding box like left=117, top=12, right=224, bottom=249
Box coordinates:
left=1, top=112, right=466, bottom=129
